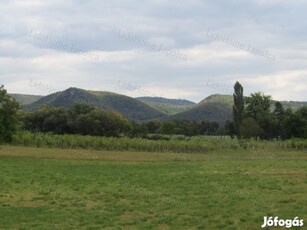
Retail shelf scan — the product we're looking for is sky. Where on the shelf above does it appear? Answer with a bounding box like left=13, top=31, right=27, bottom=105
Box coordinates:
left=1, top=0, right=306, bottom=103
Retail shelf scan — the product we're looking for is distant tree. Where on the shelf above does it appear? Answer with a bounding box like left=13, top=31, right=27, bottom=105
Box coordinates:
left=67, top=103, right=97, bottom=133
left=69, top=103, right=95, bottom=116
left=199, top=120, right=219, bottom=135
left=259, top=113, right=279, bottom=139
left=181, top=120, right=199, bottom=137
left=245, top=92, right=273, bottom=138
left=283, top=106, right=307, bottom=139
left=274, top=102, right=286, bottom=139
left=23, top=104, right=132, bottom=137
left=224, top=120, right=235, bottom=137
left=274, top=102, right=285, bottom=119
left=245, top=92, right=271, bottom=119
left=0, top=85, right=20, bottom=143
left=75, top=109, right=132, bottom=137
left=160, top=122, right=176, bottom=135
left=24, top=106, right=69, bottom=134
left=296, top=106, right=307, bottom=118
left=240, top=117, right=263, bottom=138
left=130, top=122, right=149, bottom=137
left=146, top=120, right=162, bottom=133
left=233, top=82, right=244, bottom=137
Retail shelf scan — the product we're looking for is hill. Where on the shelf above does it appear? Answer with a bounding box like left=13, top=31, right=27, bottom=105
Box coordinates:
left=23, top=88, right=166, bottom=121
left=10, top=94, right=42, bottom=106
left=278, top=101, right=307, bottom=110
left=199, top=94, right=233, bottom=107
left=163, top=103, right=232, bottom=124
left=137, top=97, right=196, bottom=115
left=15, top=90, right=307, bottom=123
left=200, top=94, right=307, bottom=111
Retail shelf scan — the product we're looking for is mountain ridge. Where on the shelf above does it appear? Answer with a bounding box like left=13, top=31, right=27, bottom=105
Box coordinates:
left=10, top=89, right=307, bottom=123
left=22, top=88, right=166, bottom=121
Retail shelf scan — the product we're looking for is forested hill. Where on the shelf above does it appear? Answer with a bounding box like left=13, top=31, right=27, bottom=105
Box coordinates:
left=161, top=95, right=234, bottom=124
left=11, top=89, right=307, bottom=123
left=22, top=88, right=166, bottom=121
left=200, top=94, right=307, bottom=111
left=10, top=94, right=42, bottom=106
left=137, top=97, right=196, bottom=115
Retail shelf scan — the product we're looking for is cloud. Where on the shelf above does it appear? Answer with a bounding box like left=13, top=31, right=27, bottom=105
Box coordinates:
left=1, top=0, right=307, bottom=102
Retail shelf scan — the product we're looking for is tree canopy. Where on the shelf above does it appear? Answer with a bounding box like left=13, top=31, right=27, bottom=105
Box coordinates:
left=0, top=85, right=20, bottom=143
left=227, top=83, right=307, bottom=139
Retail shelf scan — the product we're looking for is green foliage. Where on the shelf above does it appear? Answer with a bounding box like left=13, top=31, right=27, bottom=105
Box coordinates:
left=21, top=104, right=227, bottom=138
left=224, top=120, right=235, bottom=137
left=232, top=88, right=307, bottom=140
left=0, top=85, right=20, bottom=143
left=283, top=107, right=307, bottom=139
left=145, top=120, right=162, bottom=133
left=273, top=102, right=286, bottom=138
left=158, top=120, right=219, bottom=137
left=240, top=118, right=263, bottom=138
left=274, top=102, right=285, bottom=119
left=24, top=106, right=70, bottom=134
left=12, top=131, right=217, bottom=153
left=10, top=85, right=307, bottom=141
left=245, top=92, right=271, bottom=118
left=233, top=81, right=244, bottom=136
left=199, top=120, right=219, bottom=135
left=245, top=93, right=279, bottom=138
left=199, top=94, right=307, bottom=112
left=11, top=130, right=307, bottom=155
left=285, top=138, right=307, bottom=150
left=23, top=104, right=132, bottom=137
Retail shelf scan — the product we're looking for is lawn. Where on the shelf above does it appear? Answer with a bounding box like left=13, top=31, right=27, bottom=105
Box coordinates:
left=0, top=146, right=306, bottom=229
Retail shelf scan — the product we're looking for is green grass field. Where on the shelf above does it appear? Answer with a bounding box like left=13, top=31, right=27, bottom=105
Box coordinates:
left=0, top=145, right=306, bottom=229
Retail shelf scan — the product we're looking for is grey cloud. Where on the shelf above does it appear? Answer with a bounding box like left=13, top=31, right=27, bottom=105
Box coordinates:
left=0, top=0, right=306, bottom=101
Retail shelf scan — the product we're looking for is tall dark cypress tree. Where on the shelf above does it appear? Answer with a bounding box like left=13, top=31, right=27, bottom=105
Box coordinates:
left=233, top=82, right=244, bottom=137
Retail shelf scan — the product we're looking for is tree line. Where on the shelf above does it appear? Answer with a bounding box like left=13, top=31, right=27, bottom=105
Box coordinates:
left=0, top=84, right=306, bottom=143
left=20, top=105, right=220, bottom=138
left=227, top=81, right=307, bottom=139
left=0, top=85, right=220, bottom=140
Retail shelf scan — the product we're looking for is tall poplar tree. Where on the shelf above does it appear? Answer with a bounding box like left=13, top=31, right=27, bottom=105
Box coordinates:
left=233, top=81, right=244, bottom=136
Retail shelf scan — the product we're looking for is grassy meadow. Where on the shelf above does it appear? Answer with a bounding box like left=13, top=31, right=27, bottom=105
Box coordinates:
left=0, top=144, right=306, bottom=229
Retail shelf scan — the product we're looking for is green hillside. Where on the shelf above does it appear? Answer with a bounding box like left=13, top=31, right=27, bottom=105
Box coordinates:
left=17, top=90, right=306, bottom=123
left=137, top=97, right=196, bottom=115
left=200, top=94, right=307, bottom=111
left=23, top=88, right=166, bottom=121
left=162, top=94, right=307, bottom=124
left=278, top=100, right=307, bottom=110
left=10, top=94, right=42, bottom=106
left=199, top=94, right=233, bottom=107
left=162, top=102, right=232, bottom=124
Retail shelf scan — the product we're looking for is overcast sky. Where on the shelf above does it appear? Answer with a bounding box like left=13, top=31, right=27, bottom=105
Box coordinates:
left=1, top=0, right=306, bottom=102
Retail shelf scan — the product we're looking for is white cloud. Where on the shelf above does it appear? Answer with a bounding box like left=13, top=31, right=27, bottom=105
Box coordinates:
left=1, top=0, right=307, bottom=102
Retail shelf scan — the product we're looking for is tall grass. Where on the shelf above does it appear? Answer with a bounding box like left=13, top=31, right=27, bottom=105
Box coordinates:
left=11, top=131, right=306, bottom=154
left=12, top=131, right=216, bottom=153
